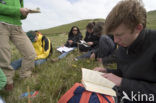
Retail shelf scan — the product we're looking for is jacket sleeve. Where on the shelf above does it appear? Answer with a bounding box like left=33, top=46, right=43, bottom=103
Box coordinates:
left=92, top=36, right=100, bottom=47
left=106, top=68, right=122, bottom=77
left=84, top=32, right=88, bottom=41
left=119, top=54, right=156, bottom=97
left=120, top=78, right=156, bottom=97
left=0, top=69, right=7, bottom=90
left=0, top=4, right=21, bottom=17
left=35, top=36, right=51, bottom=60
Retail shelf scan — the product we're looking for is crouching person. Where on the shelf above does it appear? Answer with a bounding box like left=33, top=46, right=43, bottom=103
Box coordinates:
left=11, top=31, right=53, bottom=70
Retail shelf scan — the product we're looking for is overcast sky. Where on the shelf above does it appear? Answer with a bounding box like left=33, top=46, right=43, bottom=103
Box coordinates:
left=22, top=0, right=156, bottom=32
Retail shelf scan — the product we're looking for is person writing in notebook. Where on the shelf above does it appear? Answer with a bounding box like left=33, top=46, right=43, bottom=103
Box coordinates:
left=94, top=0, right=156, bottom=102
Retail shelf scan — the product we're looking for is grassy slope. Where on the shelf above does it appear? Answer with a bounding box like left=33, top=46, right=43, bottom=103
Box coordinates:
left=1, top=11, right=156, bottom=103
left=39, top=18, right=104, bottom=35
left=147, top=10, right=156, bottom=29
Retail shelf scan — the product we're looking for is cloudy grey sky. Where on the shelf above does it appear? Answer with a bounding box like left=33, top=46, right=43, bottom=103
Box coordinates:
left=22, top=0, right=156, bottom=32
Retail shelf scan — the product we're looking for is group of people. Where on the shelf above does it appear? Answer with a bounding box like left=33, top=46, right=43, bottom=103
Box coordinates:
left=1, top=0, right=156, bottom=102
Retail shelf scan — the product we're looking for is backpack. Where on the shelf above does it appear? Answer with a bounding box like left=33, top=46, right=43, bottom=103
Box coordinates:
left=41, top=35, right=53, bottom=57
left=58, top=83, right=116, bottom=103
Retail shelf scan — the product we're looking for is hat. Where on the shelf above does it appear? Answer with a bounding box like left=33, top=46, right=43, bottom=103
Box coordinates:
left=26, top=31, right=36, bottom=42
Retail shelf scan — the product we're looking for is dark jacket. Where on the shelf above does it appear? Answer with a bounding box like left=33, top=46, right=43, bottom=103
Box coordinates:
left=65, top=33, right=83, bottom=47
left=107, top=29, right=156, bottom=102
left=93, top=35, right=115, bottom=59
left=84, top=31, right=99, bottom=48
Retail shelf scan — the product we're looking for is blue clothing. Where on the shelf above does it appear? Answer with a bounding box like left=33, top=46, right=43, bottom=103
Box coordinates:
left=68, top=86, right=111, bottom=103
left=58, top=47, right=76, bottom=59
left=76, top=50, right=93, bottom=59
left=11, top=59, right=46, bottom=70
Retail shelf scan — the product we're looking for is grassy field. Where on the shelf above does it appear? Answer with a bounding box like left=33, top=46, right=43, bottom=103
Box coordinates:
left=0, top=11, right=156, bottom=103
left=1, top=30, right=104, bottom=103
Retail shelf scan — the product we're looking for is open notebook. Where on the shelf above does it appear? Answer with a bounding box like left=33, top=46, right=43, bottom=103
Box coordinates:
left=81, top=68, right=116, bottom=96
left=57, top=46, right=74, bottom=53
left=78, top=40, right=90, bottom=47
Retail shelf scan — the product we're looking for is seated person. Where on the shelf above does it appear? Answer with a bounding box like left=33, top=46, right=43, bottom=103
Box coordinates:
left=57, top=26, right=82, bottom=59
left=92, top=34, right=117, bottom=64
left=94, top=0, right=156, bottom=102
left=75, top=22, right=115, bottom=62
left=79, top=22, right=98, bottom=52
left=11, top=31, right=53, bottom=70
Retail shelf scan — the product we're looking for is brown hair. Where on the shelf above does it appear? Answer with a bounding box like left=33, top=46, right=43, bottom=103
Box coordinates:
left=86, top=22, right=95, bottom=29
left=104, top=0, right=146, bottom=34
left=94, top=22, right=105, bottom=37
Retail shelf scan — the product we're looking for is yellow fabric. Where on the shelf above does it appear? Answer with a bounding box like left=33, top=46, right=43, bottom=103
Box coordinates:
left=33, top=34, right=51, bottom=60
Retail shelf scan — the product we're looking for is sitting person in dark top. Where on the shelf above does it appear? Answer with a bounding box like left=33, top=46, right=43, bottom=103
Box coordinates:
left=57, top=26, right=83, bottom=59
left=79, top=22, right=98, bottom=52
left=94, top=0, right=156, bottom=102
left=75, top=22, right=115, bottom=62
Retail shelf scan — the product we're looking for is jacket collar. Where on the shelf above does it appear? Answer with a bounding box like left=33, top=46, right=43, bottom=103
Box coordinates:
left=126, top=29, right=146, bottom=55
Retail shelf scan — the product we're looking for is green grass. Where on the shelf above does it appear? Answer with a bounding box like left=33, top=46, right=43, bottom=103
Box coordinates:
left=0, top=31, right=104, bottom=103
left=1, top=10, right=156, bottom=103
left=147, top=10, right=156, bottom=29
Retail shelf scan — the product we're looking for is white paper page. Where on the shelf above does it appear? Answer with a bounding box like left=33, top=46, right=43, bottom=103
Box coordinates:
left=57, top=46, right=74, bottom=53
left=82, top=80, right=116, bottom=96
left=82, top=68, right=115, bottom=88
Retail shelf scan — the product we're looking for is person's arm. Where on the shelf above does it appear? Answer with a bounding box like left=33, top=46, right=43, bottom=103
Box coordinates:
left=120, top=78, right=156, bottom=96
left=119, top=54, right=156, bottom=96
left=35, top=36, right=51, bottom=60
left=84, top=32, right=88, bottom=41
left=92, top=36, right=100, bottom=47
left=0, top=69, right=7, bottom=90
left=106, top=68, right=122, bottom=77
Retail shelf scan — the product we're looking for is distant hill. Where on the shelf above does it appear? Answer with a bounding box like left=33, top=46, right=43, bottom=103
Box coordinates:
left=39, top=10, right=156, bottom=35
left=147, top=10, right=156, bottom=29
left=39, top=18, right=104, bottom=35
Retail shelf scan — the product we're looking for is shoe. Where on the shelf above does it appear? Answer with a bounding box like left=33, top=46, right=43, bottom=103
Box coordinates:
left=5, top=83, right=13, bottom=91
